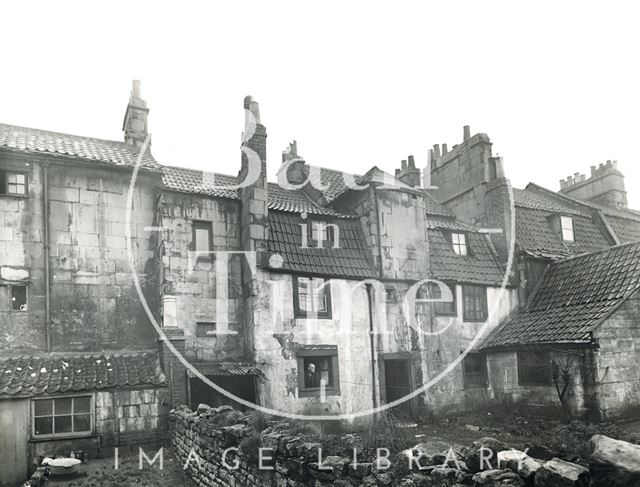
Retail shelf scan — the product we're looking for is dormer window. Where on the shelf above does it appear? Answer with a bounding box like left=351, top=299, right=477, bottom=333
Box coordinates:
left=450, top=232, right=468, bottom=255
left=307, top=221, right=339, bottom=248
left=560, top=216, right=574, bottom=242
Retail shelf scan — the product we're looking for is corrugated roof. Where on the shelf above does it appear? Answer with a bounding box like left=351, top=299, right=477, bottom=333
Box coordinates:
left=483, top=241, right=640, bottom=349
left=0, top=123, right=160, bottom=170
left=0, top=351, right=165, bottom=398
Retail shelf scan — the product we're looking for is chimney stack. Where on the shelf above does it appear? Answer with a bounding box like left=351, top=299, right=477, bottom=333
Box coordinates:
left=463, top=125, right=471, bottom=141
left=433, top=144, right=441, bottom=159
left=442, top=143, right=448, bottom=156
left=123, top=80, right=150, bottom=148
left=395, top=154, right=421, bottom=188
left=560, top=161, right=627, bottom=208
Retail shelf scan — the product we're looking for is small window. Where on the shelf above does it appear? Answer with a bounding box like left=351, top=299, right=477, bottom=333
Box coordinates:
left=560, top=216, right=574, bottom=242
left=426, top=282, right=457, bottom=316
left=296, top=347, right=340, bottom=397
left=462, top=285, right=487, bottom=322
left=518, top=351, right=552, bottom=386
left=385, top=286, right=398, bottom=303
left=196, top=322, right=216, bottom=337
left=308, top=221, right=338, bottom=248
left=294, top=276, right=332, bottom=318
left=11, top=286, right=27, bottom=311
left=463, top=353, right=488, bottom=388
left=0, top=170, right=27, bottom=195
left=451, top=232, right=468, bottom=255
left=33, top=396, right=93, bottom=438
left=193, top=221, right=212, bottom=257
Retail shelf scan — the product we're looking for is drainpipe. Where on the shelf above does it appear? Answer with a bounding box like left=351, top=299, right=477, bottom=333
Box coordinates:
left=371, top=186, right=384, bottom=279
left=366, top=283, right=378, bottom=409
left=43, top=163, right=51, bottom=352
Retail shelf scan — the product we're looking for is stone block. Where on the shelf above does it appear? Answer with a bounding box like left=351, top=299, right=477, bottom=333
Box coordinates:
left=590, top=434, right=640, bottom=487
left=535, top=458, right=589, bottom=487
left=0, top=266, right=29, bottom=281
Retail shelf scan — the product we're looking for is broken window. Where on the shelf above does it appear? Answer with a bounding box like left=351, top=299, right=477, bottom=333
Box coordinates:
left=450, top=232, right=468, bottom=255
left=560, top=216, right=574, bottom=242
left=193, top=221, right=212, bottom=258
left=517, top=351, right=552, bottom=386
left=0, top=170, right=27, bottom=195
left=196, top=322, right=216, bottom=337
left=296, top=346, right=340, bottom=397
left=294, top=276, right=332, bottom=318
left=463, top=353, right=488, bottom=388
left=33, top=396, right=93, bottom=437
left=11, top=285, right=27, bottom=311
left=462, top=285, right=487, bottom=322
left=426, top=282, right=457, bottom=316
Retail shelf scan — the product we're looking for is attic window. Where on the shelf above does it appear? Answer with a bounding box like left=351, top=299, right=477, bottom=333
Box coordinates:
left=560, top=216, right=574, bottom=242
left=308, top=221, right=338, bottom=248
left=450, top=232, right=468, bottom=255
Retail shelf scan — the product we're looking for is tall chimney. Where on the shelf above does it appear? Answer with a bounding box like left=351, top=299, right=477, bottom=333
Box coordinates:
left=123, top=80, right=149, bottom=147
left=463, top=125, right=471, bottom=141
left=442, top=143, right=448, bottom=156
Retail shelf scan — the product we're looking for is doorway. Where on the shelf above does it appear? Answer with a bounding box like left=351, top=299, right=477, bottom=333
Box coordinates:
left=189, top=375, right=257, bottom=412
left=383, top=359, right=412, bottom=417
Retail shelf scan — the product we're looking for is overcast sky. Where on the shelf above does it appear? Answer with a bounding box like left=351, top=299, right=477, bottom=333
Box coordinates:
left=1, top=1, right=638, bottom=208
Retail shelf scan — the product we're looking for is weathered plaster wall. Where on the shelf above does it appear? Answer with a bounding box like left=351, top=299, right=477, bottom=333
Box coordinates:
left=158, top=191, right=244, bottom=361
left=592, top=290, right=640, bottom=419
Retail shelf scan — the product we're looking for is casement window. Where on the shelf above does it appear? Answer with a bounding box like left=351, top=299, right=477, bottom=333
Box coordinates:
left=517, top=351, right=552, bottom=386
left=296, top=346, right=340, bottom=397
left=196, top=322, right=216, bottom=337
left=560, top=216, right=574, bottom=242
left=450, top=232, right=468, bottom=255
left=308, top=221, right=338, bottom=248
left=11, top=285, right=27, bottom=311
left=426, top=282, right=457, bottom=316
left=193, top=221, right=213, bottom=257
left=463, top=353, right=488, bottom=388
left=0, top=170, right=27, bottom=195
left=33, top=396, right=93, bottom=438
left=462, top=285, right=487, bottom=322
left=293, top=276, right=332, bottom=319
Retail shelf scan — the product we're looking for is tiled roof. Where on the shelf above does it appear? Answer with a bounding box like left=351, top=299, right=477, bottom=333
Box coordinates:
left=0, top=351, right=165, bottom=398
left=483, top=241, right=640, bottom=349
left=428, top=225, right=507, bottom=286
left=191, top=362, right=263, bottom=377
left=607, top=215, right=640, bottom=243
left=267, top=211, right=377, bottom=278
left=267, top=183, right=349, bottom=217
left=302, top=165, right=358, bottom=203
left=0, top=123, right=160, bottom=170
left=162, top=166, right=239, bottom=199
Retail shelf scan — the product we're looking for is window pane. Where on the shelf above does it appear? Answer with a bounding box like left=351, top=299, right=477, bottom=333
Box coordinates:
left=35, top=417, right=53, bottom=435
left=73, top=414, right=91, bottom=432
left=74, top=397, right=90, bottom=413
left=16, top=174, right=25, bottom=184
left=55, top=415, right=72, bottom=433
left=195, top=227, right=210, bottom=253
left=7, top=173, right=17, bottom=183
left=11, top=286, right=27, bottom=311
left=55, top=398, right=72, bottom=414
left=303, top=356, right=333, bottom=388
left=34, top=399, right=53, bottom=416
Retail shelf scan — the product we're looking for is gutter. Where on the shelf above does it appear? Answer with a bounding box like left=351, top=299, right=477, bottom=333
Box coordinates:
left=365, top=283, right=378, bottom=409
left=43, top=163, right=51, bottom=352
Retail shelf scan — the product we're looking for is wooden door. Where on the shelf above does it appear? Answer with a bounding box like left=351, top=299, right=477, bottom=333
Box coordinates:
left=0, top=399, right=29, bottom=487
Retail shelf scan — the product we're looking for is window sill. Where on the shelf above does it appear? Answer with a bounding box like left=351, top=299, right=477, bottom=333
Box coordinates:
left=294, top=314, right=333, bottom=320
left=30, top=432, right=97, bottom=443
left=435, top=313, right=457, bottom=318
left=0, top=193, right=28, bottom=199
left=298, top=389, right=340, bottom=398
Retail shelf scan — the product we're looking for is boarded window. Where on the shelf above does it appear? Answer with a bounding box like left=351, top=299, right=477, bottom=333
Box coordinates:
left=296, top=346, right=340, bottom=397
left=193, top=221, right=212, bottom=257
left=33, top=396, right=93, bottom=437
left=463, top=353, right=488, bottom=388
left=196, top=322, right=216, bottom=337
left=294, top=276, right=332, bottom=318
left=517, top=351, right=552, bottom=386
left=462, top=285, right=487, bottom=322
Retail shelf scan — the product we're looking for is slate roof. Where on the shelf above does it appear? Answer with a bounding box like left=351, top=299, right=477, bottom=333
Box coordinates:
left=0, top=351, right=165, bottom=398
left=0, top=123, right=160, bottom=170
left=266, top=211, right=377, bottom=278
left=483, top=241, right=640, bottom=349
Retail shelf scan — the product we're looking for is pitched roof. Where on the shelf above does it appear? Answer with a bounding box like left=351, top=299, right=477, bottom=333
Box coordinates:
left=0, top=123, right=160, bottom=170
left=266, top=211, right=377, bottom=278
left=483, top=241, right=640, bottom=349
left=162, top=166, right=239, bottom=199
left=0, top=351, right=165, bottom=398
left=267, top=183, right=349, bottom=217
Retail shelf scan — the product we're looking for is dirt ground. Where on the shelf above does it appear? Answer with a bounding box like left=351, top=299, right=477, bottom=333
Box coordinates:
left=44, top=449, right=196, bottom=487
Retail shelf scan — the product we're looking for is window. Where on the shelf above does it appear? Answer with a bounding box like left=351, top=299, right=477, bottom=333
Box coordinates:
left=518, top=351, right=552, bottom=386
left=560, top=216, right=574, bottom=242
left=196, top=322, right=216, bottom=337
left=308, top=221, right=338, bottom=248
left=33, top=396, right=92, bottom=438
left=11, top=286, right=27, bottom=311
left=296, top=346, right=340, bottom=397
left=462, top=285, right=487, bottom=322
left=463, top=353, right=488, bottom=388
left=193, top=221, right=212, bottom=257
left=0, top=170, right=27, bottom=195
left=294, top=276, right=332, bottom=318
left=426, top=282, right=457, bottom=316
left=451, top=232, right=468, bottom=255
left=385, top=286, right=398, bottom=303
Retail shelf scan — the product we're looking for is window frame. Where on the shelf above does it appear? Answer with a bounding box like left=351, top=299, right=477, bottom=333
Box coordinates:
left=196, top=322, right=217, bottom=337
left=517, top=350, right=553, bottom=386
left=463, top=353, right=488, bottom=389
left=10, top=285, right=28, bottom=312
left=428, top=281, right=457, bottom=317
left=560, top=215, right=574, bottom=242
left=450, top=232, right=468, bottom=256
left=296, top=346, right=340, bottom=397
left=192, top=220, right=213, bottom=259
left=462, top=285, right=488, bottom=322
left=32, top=394, right=94, bottom=439
left=0, top=170, right=28, bottom=197
left=293, top=276, right=332, bottom=319
left=308, top=220, right=337, bottom=248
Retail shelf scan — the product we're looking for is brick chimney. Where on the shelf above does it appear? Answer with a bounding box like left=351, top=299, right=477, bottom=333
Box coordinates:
left=559, top=160, right=627, bottom=209
left=395, top=155, right=421, bottom=188
left=278, top=140, right=307, bottom=185
left=122, top=80, right=149, bottom=147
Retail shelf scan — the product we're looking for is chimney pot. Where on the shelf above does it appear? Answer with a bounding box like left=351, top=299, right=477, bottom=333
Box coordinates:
left=463, top=125, right=471, bottom=141
left=574, top=172, right=580, bottom=180
left=590, top=165, right=596, bottom=176
left=401, top=160, right=407, bottom=170
left=560, top=179, right=566, bottom=189
left=442, top=143, right=448, bottom=155
left=433, top=144, right=441, bottom=159
left=408, top=155, right=415, bottom=168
